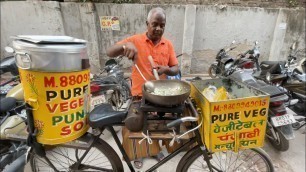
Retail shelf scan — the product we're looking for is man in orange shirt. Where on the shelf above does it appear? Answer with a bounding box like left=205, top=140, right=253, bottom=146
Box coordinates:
left=106, top=7, right=179, bottom=169
left=106, top=7, right=179, bottom=96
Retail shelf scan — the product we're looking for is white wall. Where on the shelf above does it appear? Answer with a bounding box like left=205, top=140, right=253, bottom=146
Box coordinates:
left=1, top=2, right=305, bottom=74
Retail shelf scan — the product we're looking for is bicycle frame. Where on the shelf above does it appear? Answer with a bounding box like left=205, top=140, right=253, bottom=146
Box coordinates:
left=26, top=100, right=216, bottom=172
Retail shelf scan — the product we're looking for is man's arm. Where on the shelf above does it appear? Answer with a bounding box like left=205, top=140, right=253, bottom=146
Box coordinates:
left=106, top=42, right=138, bottom=61
left=156, top=64, right=179, bottom=76
left=106, top=44, right=125, bottom=57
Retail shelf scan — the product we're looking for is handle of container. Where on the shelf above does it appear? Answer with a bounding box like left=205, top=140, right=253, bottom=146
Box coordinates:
left=14, top=52, right=31, bottom=70
left=26, top=98, right=39, bottom=110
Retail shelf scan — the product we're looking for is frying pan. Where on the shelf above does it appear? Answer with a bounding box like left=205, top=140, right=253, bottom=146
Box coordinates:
left=142, top=80, right=191, bottom=106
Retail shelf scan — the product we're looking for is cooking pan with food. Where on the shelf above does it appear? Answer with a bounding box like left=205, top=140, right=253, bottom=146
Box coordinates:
left=142, top=80, right=191, bottom=106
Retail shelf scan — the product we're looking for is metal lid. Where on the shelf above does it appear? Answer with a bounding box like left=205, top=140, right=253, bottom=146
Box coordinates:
left=12, top=35, right=87, bottom=53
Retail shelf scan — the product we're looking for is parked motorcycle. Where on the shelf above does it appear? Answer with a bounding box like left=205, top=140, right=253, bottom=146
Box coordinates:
left=0, top=98, right=28, bottom=171
left=0, top=55, right=20, bottom=100
left=262, top=43, right=306, bottom=129
left=0, top=48, right=28, bottom=171
left=208, top=41, right=259, bottom=78
left=229, top=70, right=295, bottom=151
left=90, top=56, right=131, bottom=111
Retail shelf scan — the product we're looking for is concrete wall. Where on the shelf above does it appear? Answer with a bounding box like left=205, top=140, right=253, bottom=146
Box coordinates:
left=72, top=0, right=306, bottom=8
left=1, top=2, right=305, bottom=74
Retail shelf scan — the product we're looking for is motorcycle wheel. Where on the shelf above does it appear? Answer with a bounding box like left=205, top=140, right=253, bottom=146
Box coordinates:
left=292, top=122, right=301, bottom=129
left=122, top=79, right=131, bottom=102
left=208, top=65, right=218, bottom=78
left=109, top=90, right=123, bottom=111
left=267, top=129, right=289, bottom=151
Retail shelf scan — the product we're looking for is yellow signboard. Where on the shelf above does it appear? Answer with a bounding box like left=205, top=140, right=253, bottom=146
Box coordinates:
left=100, top=16, right=120, bottom=31
left=190, top=79, right=269, bottom=152
left=19, top=69, right=90, bottom=145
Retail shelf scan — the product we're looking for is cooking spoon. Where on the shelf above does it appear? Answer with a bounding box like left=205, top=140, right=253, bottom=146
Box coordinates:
left=148, top=55, right=160, bottom=80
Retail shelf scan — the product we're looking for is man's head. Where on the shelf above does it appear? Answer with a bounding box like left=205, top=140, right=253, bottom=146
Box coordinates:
left=146, top=7, right=166, bottom=43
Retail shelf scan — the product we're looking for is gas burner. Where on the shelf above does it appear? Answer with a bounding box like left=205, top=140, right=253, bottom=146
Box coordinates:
left=140, top=98, right=185, bottom=114
left=140, top=98, right=185, bottom=133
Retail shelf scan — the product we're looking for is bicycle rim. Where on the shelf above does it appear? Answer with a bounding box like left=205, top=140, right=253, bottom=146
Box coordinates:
left=182, top=148, right=274, bottom=172
left=30, top=139, right=123, bottom=172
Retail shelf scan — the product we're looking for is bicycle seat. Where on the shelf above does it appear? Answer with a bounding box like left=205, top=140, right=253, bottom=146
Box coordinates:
left=89, top=103, right=127, bottom=128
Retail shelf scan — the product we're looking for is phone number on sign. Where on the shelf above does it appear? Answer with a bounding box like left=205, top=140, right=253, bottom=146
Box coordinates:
left=44, top=73, right=90, bottom=88
left=213, top=100, right=268, bottom=112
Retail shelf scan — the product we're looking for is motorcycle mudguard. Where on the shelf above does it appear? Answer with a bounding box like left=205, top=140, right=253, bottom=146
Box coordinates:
left=2, top=153, right=26, bottom=172
left=277, top=125, right=295, bottom=140
left=221, top=57, right=234, bottom=64
left=6, top=83, right=24, bottom=101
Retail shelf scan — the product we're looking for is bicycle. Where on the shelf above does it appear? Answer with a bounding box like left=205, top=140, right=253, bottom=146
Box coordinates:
left=26, top=98, right=274, bottom=172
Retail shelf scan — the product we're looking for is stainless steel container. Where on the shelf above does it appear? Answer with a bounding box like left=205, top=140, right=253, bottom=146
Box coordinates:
left=12, top=35, right=89, bottom=72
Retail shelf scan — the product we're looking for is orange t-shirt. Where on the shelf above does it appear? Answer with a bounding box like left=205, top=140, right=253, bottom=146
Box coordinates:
left=117, top=33, right=178, bottom=96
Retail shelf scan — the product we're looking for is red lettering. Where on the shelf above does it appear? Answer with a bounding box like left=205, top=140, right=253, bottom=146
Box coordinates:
left=60, top=102, right=69, bottom=112
left=70, top=100, right=78, bottom=109
left=44, top=77, right=55, bottom=87
left=46, top=104, right=58, bottom=113
left=84, top=73, right=88, bottom=82
left=74, top=121, right=84, bottom=131
left=213, top=105, right=220, bottom=112
left=61, top=126, right=71, bottom=135
left=79, top=98, right=84, bottom=106
left=76, top=75, right=82, bottom=84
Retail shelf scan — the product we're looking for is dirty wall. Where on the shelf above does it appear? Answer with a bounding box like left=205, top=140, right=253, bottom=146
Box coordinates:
left=1, top=2, right=305, bottom=74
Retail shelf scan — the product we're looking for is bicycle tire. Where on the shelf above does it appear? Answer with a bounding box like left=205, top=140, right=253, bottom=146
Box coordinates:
left=177, top=145, right=274, bottom=172
left=29, top=135, right=123, bottom=172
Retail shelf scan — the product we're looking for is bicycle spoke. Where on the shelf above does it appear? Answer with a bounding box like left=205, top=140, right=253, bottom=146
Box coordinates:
left=227, top=149, right=244, bottom=170
left=243, top=155, right=267, bottom=171
left=232, top=151, right=259, bottom=171
left=215, top=152, right=224, bottom=171
left=80, top=164, right=113, bottom=172
left=184, top=148, right=272, bottom=172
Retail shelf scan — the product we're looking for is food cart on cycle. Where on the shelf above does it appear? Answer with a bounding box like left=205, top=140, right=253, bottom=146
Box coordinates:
left=12, top=35, right=274, bottom=172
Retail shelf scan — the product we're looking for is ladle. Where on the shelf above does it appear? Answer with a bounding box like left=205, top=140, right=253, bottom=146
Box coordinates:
left=148, top=56, right=160, bottom=80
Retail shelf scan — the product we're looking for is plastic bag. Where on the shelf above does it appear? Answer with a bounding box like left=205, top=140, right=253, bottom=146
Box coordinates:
left=214, top=87, right=228, bottom=101
left=202, top=85, right=217, bottom=101
left=202, top=86, right=229, bottom=101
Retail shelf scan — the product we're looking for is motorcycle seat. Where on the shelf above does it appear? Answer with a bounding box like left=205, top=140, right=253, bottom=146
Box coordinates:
left=258, top=85, right=284, bottom=97
left=0, top=97, right=16, bottom=113
left=260, top=61, right=286, bottom=75
left=260, top=61, right=285, bottom=66
left=89, top=103, right=127, bottom=128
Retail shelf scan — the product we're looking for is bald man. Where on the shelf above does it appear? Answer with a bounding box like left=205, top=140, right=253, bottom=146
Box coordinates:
left=106, top=7, right=179, bottom=169
left=107, top=7, right=179, bottom=96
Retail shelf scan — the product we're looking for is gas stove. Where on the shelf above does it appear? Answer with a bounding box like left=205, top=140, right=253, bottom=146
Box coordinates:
left=139, top=98, right=185, bottom=133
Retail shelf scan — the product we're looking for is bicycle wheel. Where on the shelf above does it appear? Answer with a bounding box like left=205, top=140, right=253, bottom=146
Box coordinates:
left=177, top=145, right=274, bottom=172
left=30, top=136, right=123, bottom=172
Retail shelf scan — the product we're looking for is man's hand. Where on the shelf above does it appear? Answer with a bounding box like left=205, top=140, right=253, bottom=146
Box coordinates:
left=156, top=65, right=179, bottom=76
left=156, top=65, right=170, bottom=75
left=123, top=42, right=138, bottom=62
